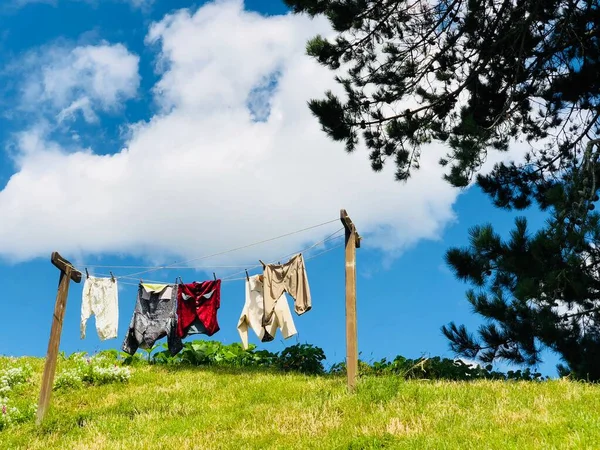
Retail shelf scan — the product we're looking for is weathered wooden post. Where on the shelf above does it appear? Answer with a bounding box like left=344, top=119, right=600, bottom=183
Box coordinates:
left=36, top=252, right=82, bottom=425
left=340, top=209, right=361, bottom=391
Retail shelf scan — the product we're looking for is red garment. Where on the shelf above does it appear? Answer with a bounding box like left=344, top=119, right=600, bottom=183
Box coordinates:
left=176, top=280, right=221, bottom=338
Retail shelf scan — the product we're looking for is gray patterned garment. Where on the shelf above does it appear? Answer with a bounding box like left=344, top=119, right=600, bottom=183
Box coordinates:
left=122, top=283, right=183, bottom=356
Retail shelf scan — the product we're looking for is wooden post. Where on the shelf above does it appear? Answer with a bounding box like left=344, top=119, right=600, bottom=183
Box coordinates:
left=340, top=209, right=361, bottom=391
left=36, top=252, right=82, bottom=425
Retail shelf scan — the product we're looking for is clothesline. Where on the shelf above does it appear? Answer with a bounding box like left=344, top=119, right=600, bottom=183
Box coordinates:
left=81, top=264, right=260, bottom=269
left=112, top=218, right=341, bottom=281
left=220, top=227, right=345, bottom=282
left=115, top=242, right=346, bottom=287
left=72, top=217, right=349, bottom=284
left=103, top=229, right=344, bottom=282
left=94, top=229, right=345, bottom=284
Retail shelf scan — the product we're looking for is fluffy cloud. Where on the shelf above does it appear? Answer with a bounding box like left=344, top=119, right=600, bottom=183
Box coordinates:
left=0, top=0, right=522, bottom=267
left=18, top=43, right=140, bottom=124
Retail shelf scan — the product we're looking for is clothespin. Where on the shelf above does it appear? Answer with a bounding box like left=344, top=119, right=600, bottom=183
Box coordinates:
left=178, top=276, right=183, bottom=285
left=213, top=272, right=217, bottom=281
left=259, top=260, right=266, bottom=269
left=245, top=270, right=250, bottom=281
left=85, top=268, right=90, bottom=279
left=110, top=272, right=115, bottom=283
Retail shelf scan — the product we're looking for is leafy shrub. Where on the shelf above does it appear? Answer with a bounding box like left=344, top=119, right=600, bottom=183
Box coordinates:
left=328, top=361, right=345, bottom=375
left=0, top=363, right=35, bottom=431
left=54, top=354, right=131, bottom=390
left=154, top=341, right=278, bottom=368
left=127, top=340, right=325, bottom=375
left=53, top=369, right=84, bottom=390
left=0, top=365, right=32, bottom=396
left=115, top=339, right=550, bottom=381
left=505, top=368, right=545, bottom=381
left=277, top=344, right=326, bottom=375
left=330, top=356, right=548, bottom=381
left=83, top=363, right=131, bottom=385
left=121, top=351, right=149, bottom=367
left=0, top=398, right=35, bottom=431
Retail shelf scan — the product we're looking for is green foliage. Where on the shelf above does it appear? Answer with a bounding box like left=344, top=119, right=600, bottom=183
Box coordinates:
left=53, top=369, right=84, bottom=390
left=333, top=356, right=546, bottom=381
left=444, top=205, right=600, bottom=381
left=286, top=0, right=600, bottom=387
left=54, top=353, right=131, bottom=391
left=121, top=339, right=552, bottom=380
left=117, top=340, right=325, bottom=375
left=0, top=363, right=35, bottom=431
left=0, top=365, right=32, bottom=396
left=137, top=341, right=277, bottom=368
left=174, top=341, right=278, bottom=368
left=277, top=343, right=326, bottom=374
left=120, top=351, right=148, bottom=367
left=505, top=368, right=545, bottom=382
left=285, top=0, right=600, bottom=204
left=0, top=401, right=35, bottom=431
left=122, top=340, right=327, bottom=375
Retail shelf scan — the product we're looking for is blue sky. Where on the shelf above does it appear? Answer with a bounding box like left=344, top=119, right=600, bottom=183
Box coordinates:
left=0, top=0, right=559, bottom=375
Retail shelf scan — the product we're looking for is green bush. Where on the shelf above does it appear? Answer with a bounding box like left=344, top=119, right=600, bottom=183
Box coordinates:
left=54, top=353, right=131, bottom=391
left=277, top=344, right=326, bottom=375
left=147, top=341, right=278, bottom=368
left=126, top=340, right=327, bottom=375
left=0, top=400, right=35, bottom=431
left=0, top=363, right=35, bottom=431
left=116, top=339, right=550, bottom=381
left=331, top=355, right=548, bottom=381
left=0, top=365, right=32, bottom=396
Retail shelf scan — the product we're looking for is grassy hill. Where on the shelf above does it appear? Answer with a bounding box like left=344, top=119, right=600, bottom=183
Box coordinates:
left=1, top=354, right=599, bottom=450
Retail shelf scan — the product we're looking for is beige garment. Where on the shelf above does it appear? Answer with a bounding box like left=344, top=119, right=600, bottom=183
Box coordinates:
left=262, top=253, right=311, bottom=327
left=237, top=275, right=297, bottom=349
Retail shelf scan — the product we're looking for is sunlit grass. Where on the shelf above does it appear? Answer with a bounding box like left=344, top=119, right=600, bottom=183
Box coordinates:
left=1, top=357, right=599, bottom=449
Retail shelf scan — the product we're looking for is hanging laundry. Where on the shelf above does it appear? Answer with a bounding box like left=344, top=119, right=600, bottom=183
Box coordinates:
left=177, top=279, right=221, bottom=338
left=122, top=283, right=183, bottom=356
left=237, top=274, right=297, bottom=349
left=81, top=276, right=119, bottom=340
left=262, top=253, right=311, bottom=327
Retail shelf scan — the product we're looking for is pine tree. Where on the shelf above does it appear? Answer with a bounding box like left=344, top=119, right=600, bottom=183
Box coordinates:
left=443, top=141, right=600, bottom=379
left=284, top=0, right=600, bottom=207
left=283, top=0, right=600, bottom=377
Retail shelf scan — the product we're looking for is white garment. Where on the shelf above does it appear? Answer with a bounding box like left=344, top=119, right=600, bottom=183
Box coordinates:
left=237, top=275, right=297, bottom=349
left=81, top=276, right=119, bottom=340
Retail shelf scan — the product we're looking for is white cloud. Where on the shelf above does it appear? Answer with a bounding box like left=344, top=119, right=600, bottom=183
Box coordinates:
left=9, top=0, right=153, bottom=9
left=125, top=0, right=153, bottom=9
left=56, top=97, right=98, bottom=124
left=18, top=43, right=140, bottom=124
left=0, top=0, right=525, bottom=268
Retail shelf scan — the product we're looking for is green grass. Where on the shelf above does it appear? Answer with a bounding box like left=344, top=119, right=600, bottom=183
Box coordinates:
left=1, top=357, right=599, bottom=449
